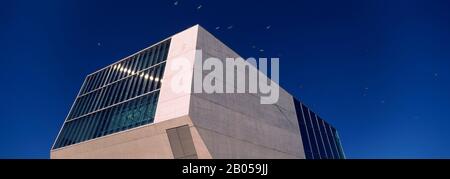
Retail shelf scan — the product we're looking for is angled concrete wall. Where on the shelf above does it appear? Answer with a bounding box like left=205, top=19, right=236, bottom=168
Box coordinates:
left=154, top=25, right=199, bottom=123
left=188, top=26, right=305, bottom=159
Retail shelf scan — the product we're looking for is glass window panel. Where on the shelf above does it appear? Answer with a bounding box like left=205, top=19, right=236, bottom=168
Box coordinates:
left=60, top=122, right=73, bottom=147
left=93, top=89, right=103, bottom=111
left=123, top=77, right=133, bottom=101
left=92, top=73, right=100, bottom=91
left=87, top=113, right=99, bottom=140
left=137, top=51, right=146, bottom=72
left=86, top=115, right=96, bottom=141
left=99, top=110, right=111, bottom=137
left=117, top=102, right=128, bottom=131
left=127, top=57, right=135, bottom=75
left=66, top=122, right=77, bottom=146
left=293, top=99, right=313, bottom=159
left=113, top=104, right=125, bottom=132
left=122, top=77, right=132, bottom=101
left=157, top=63, right=166, bottom=89
left=92, top=72, right=101, bottom=90
left=114, top=79, right=125, bottom=104
left=332, top=128, right=345, bottom=159
left=134, top=53, right=143, bottom=72
left=124, top=99, right=136, bottom=128
left=163, top=41, right=170, bottom=60
left=118, top=61, right=126, bottom=80
left=67, top=120, right=79, bottom=145
left=93, top=71, right=102, bottom=90
left=77, top=94, right=89, bottom=118
left=104, top=86, right=113, bottom=108
left=159, top=43, right=167, bottom=63
left=131, top=55, right=139, bottom=73
left=71, top=97, right=83, bottom=119
left=117, top=78, right=129, bottom=102
left=98, top=70, right=106, bottom=88
left=318, top=118, right=332, bottom=159
left=324, top=122, right=337, bottom=159
left=55, top=123, right=69, bottom=148
left=100, top=108, right=112, bottom=136
left=72, top=97, right=83, bottom=119
left=105, top=83, right=115, bottom=107
left=134, top=72, right=144, bottom=97
left=154, top=44, right=162, bottom=64
left=97, top=71, right=104, bottom=89
left=128, top=75, right=138, bottom=99
left=302, top=104, right=319, bottom=159
left=105, top=67, right=113, bottom=84
left=106, top=106, right=119, bottom=134
left=157, top=43, right=166, bottom=64
left=125, top=58, right=132, bottom=77
left=109, top=82, right=119, bottom=106
left=112, top=81, right=123, bottom=105
left=104, top=68, right=111, bottom=86
left=82, top=91, right=94, bottom=116
left=82, top=95, right=91, bottom=116
left=81, top=76, right=91, bottom=95
left=139, top=71, right=148, bottom=94
left=147, top=93, right=157, bottom=122
left=111, top=64, right=119, bottom=83
left=147, top=68, right=156, bottom=92
left=72, top=119, right=82, bottom=144
left=102, top=67, right=111, bottom=86
left=148, top=46, right=157, bottom=67
left=101, top=86, right=111, bottom=109
left=153, top=64, right=162, bottom=91
left=328, top=125, right=341, bottom=159
left=68, top=98, right=79, bottom=119
left=310, top=112, right=327, bottom=159
left=87, top=75, right=95, bottom=93
left=142, top=69, right=152, bottom=93
left=80, top=116, right=92, bottom=142
left=140, top=71, right=149, bottom=94
left=113, top=64, right=120, bottom=81
left=73, top=118, right=84, bottom=143
left=88, top=75, right=96, bottom=93
left=72, top=97, right=84, bottom=119
left=94, top=111, right=106, bottom=138
left=75, top=118, right=88, bottom=143
left=133, top=74, right=142, bottom=97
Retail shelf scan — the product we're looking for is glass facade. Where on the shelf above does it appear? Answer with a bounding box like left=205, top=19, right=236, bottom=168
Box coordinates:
left=293, top=98, right=345, bottom=159
left=53, top=39, right=171, bottom=149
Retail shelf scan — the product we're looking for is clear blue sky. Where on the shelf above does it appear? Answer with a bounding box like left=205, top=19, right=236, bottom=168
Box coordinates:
left=1, top=0, right=449, bottom=159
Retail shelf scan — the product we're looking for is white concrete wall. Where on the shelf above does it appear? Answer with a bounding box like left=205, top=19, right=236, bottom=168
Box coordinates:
left=188, top=26, right=305, bottom=159
left=154, top=25, right=199, bottom=123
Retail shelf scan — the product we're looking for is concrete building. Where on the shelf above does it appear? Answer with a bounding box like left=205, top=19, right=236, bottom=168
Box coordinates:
left=50, top=25, right=345, bottom=159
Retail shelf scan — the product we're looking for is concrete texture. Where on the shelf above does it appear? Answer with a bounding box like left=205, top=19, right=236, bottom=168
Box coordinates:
left=189, top=26, right=304, bottom=159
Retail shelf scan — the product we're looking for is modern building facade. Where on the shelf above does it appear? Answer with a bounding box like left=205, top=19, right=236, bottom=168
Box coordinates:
left=51, top=25, right=344, bottom=159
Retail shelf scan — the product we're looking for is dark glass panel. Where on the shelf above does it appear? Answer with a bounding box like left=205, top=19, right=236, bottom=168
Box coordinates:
left=318, top=117, right=332, bottom=159
left=310, top=112, right=327, bottom=159
left=302, top=104, right=319, bottom=159
left=324, top=122, right=338, bottom=159
left=54, top=39, right=171, bottom=150
left=332, top=127, right=345, bottom=159
left=293, top=99, right=313, bottom=159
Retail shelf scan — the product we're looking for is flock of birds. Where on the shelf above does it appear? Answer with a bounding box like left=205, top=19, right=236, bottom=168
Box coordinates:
left=172, top=1, right=272, bottom=54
